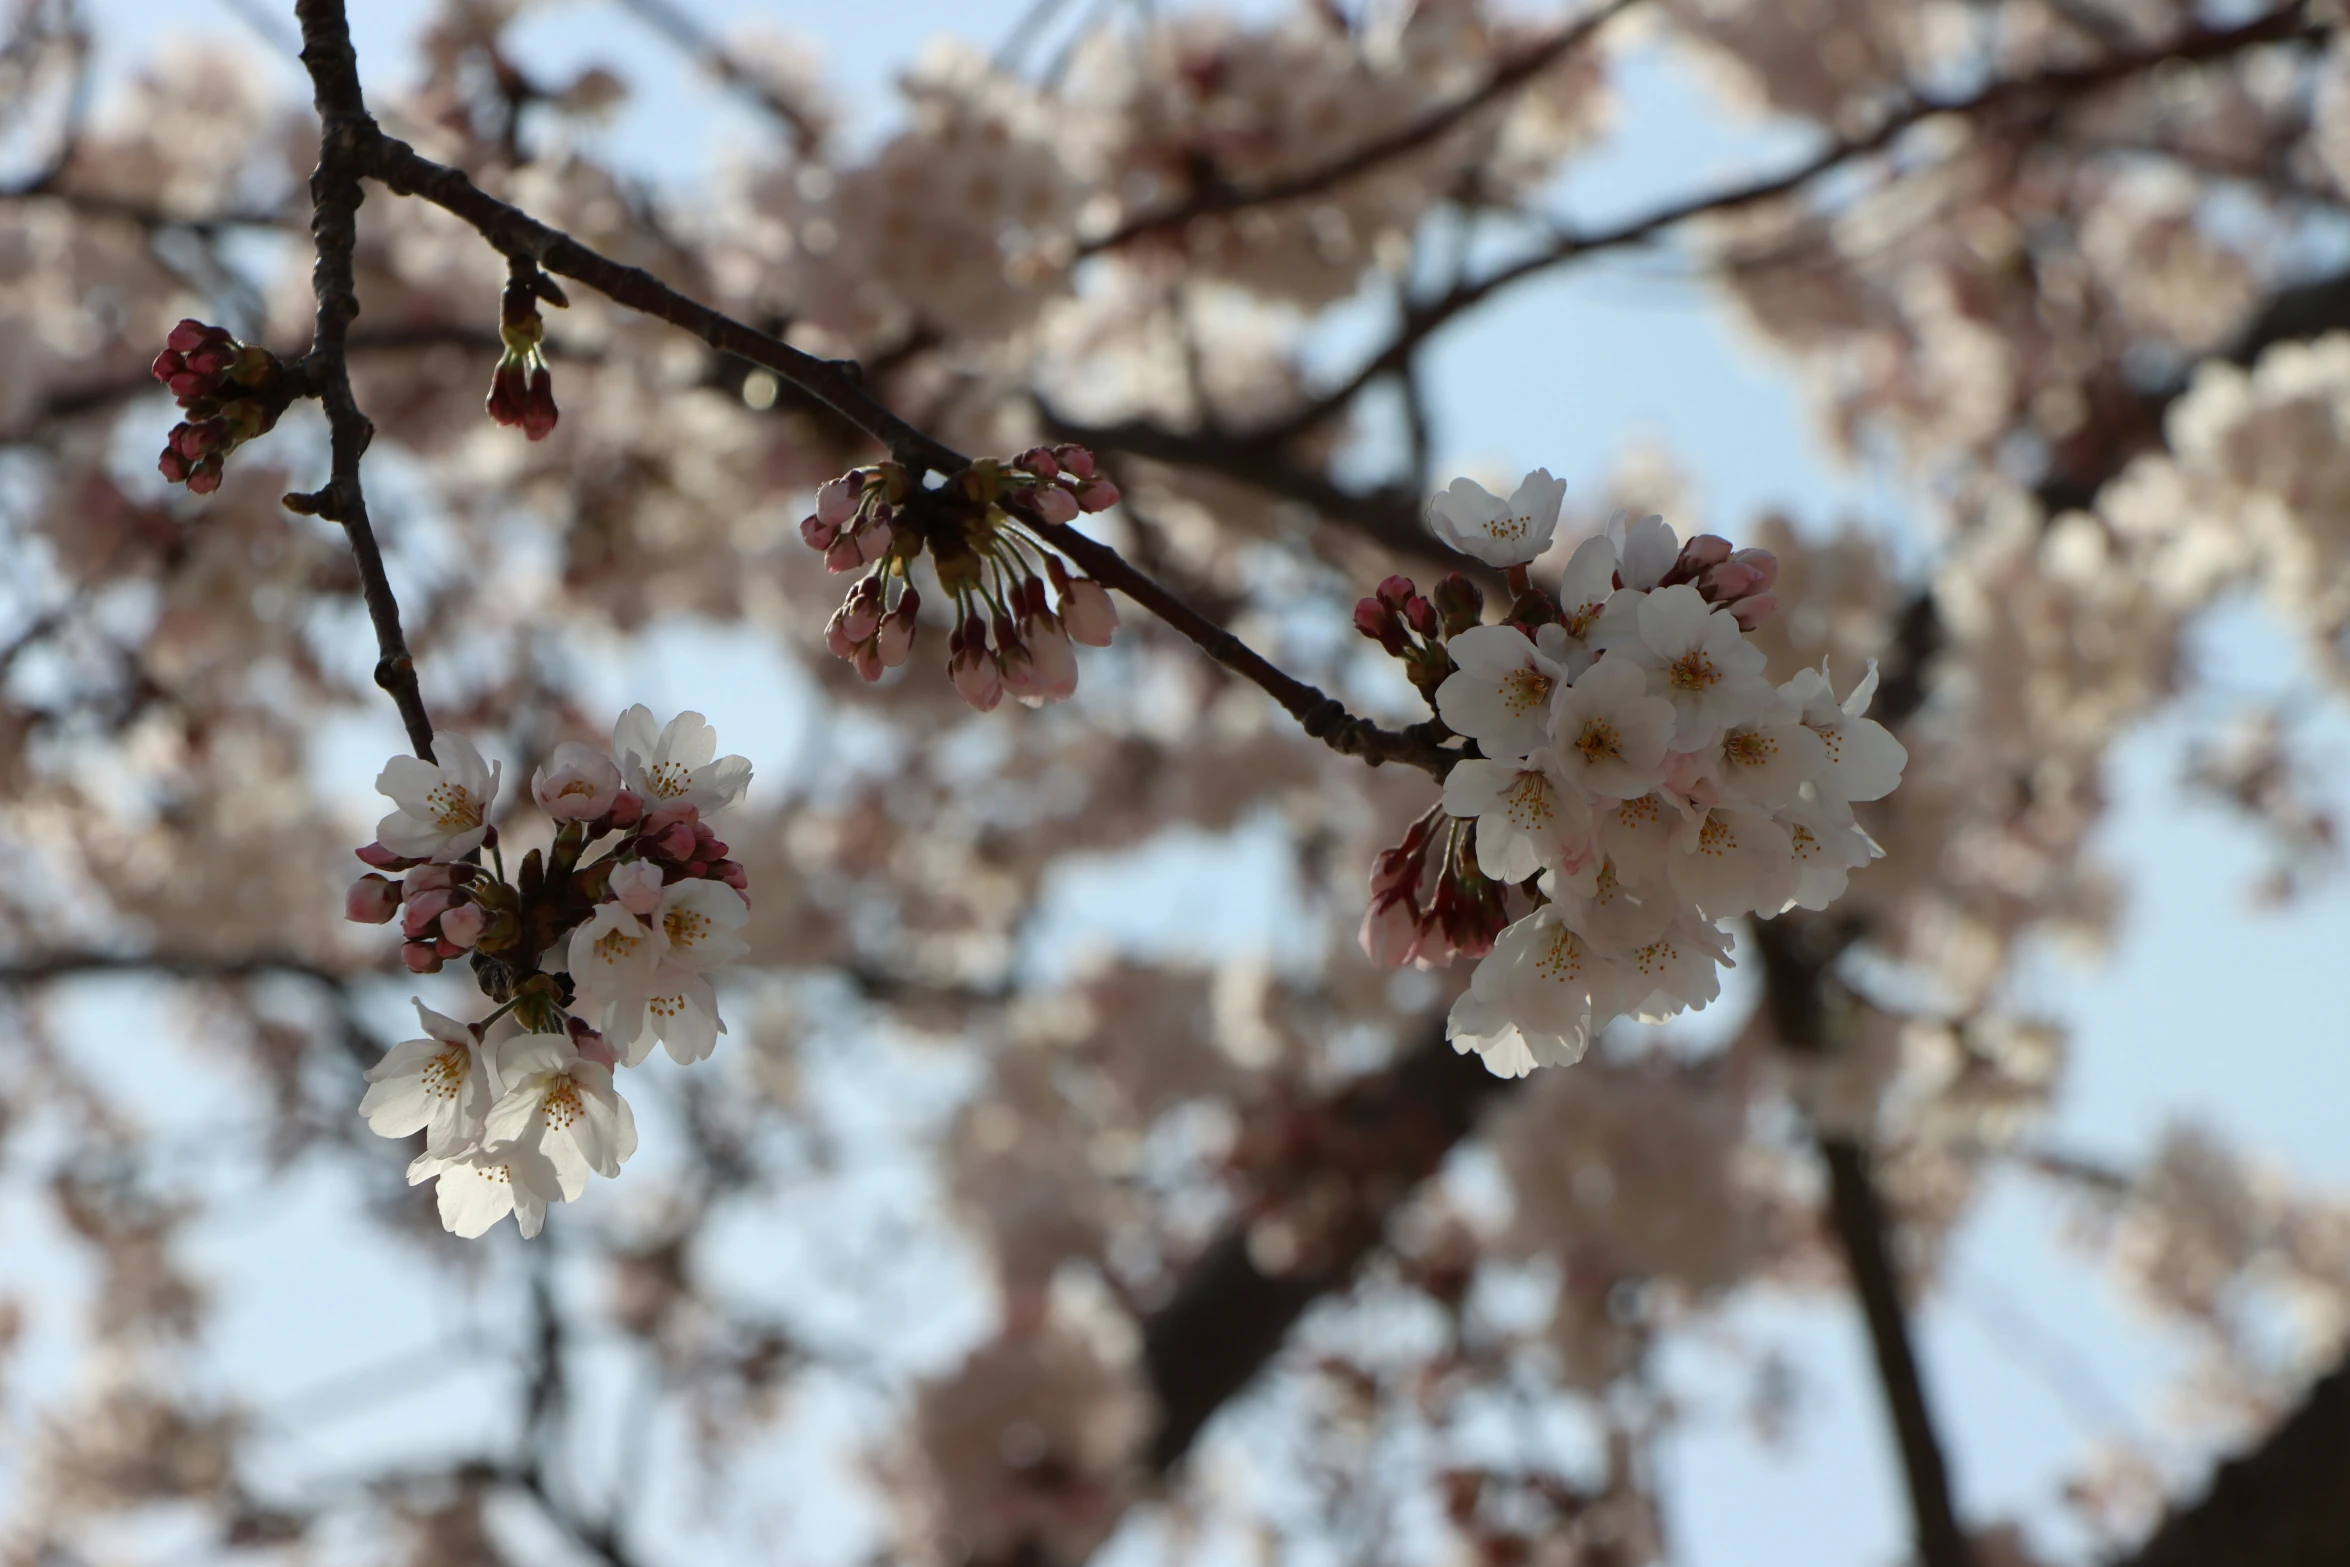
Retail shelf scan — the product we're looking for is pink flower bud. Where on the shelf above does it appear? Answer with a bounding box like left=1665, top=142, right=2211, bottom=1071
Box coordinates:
left=356, top=841, right=423, bottom=871
left=434, top=937, right=467, bottom=959
left=404, top=863, right=456, bottom=896
left=824, top=607, right=858, bottom=660
left=610, top=859, right=667, bottom=916
left=1022, top=613, right=1078, bottom=703
left=533, top=740, right=623, bottom=820
left=950, top=624, right=1004, bottom=712
left=856, top=518, right=894, bottom=565
left=643, top=800, right=699, bottom=836
left=841, top=578, right=884, bottom=642
left=1052, top=443, right=1096, bottom=480
left=402, top=941, right=445, bottom=974
left=186, top=461, right=223, bottom=496
left=1668, top=535, right=1734, bottom=585
left=1061, top=579, right=1117, bottom=647
left=824, top=536, right=862, bottom=574
left=714, top=859, right=750, bottom=892
left=878, top=593, right=919, bottom=667
left=1730, top=593, right=1778, bottom=631
left=852, top=645, right=883, bottom=681
left=439, top=903, right=488, bottom=950
left=402, top=888, right=459, bottom=939
left=604, top=790, right=644, bottom=829
left=486, top=357, right=528, bottom=428
left=521, top=365, right=559, bottom=441
left=800, top=512, right=840, bottom=551
left=166, top=319, right=215, bottom=354
left=157, top=448, right=191, bottom=484
left=1074, top=478, right=1120, bottom=513
left=346, top=874, right=402, bottom=924
left=650, top=821, right=698, bottom=861
left=816, top=475, right=862, bottom=528
left=1355, top=596, right=1405, bottom=653
left=1359, top=890, right=1423, bottom=969
left=1015, top=446, right=1059, bottom=479
left=151, top=349, right=186, bottom=381
left=1031, top=483, right=1079, bottom=526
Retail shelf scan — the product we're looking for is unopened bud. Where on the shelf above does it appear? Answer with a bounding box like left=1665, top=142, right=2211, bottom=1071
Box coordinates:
left=1031, top=482, right=1080, bottom=526
left=1052, top=443, right=1096, bottom=480
left=356, top=841, right=423, bottom=871
left=816, top=475, right=862, bottom=528
left=345, top=874, right=402, bottom=924
left=1430, top=573, right=1484, bottom=637
left=1015, top=446, right=1060, bottom=479
left=1402, top=594, right=1440, bottom=640
left=401, top=941, right=445, bottom=974
left=1730, top=592, right=1778, bottom=630
left=1073, top=478, right=1120, bottom=513
left=439, top=903, right=488, bottom=950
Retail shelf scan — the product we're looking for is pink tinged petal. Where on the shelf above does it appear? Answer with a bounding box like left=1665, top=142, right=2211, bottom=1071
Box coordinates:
left=1061, top=579, right=1118, bottom=646
left=1032, top=483, right=1079, bottom=525
left=347, top=874, right=401, bottom=923
left=609, top=860, right=665, bottom=917
left=402, top=942, right=444, bottom=973
left=439, top=903, right=487, bottom=950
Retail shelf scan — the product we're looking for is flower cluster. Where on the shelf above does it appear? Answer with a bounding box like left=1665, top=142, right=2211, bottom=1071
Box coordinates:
left=799, top=444, right=1122, bottom=708
left=149, top=319, right=295, bottom=494
left=347, top=707, right=752, bottom=1237
left=1360, top=471, right=1907, bottom=1078
left=485, top=271, right=562, bottom=440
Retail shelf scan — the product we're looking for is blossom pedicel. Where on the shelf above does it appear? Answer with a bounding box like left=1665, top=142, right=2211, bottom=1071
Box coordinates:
left=1360, top=472, right=1908, bottom=1078
left=346, top=707, right=751, bottom=1237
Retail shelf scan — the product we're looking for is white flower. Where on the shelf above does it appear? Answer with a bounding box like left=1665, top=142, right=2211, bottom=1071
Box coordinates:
left=1701, top=699, right=1829, bottom=812
left=1442, top=756, right=1593, bottom=884
left=1619, top=914, right=1732, bottom=1021
left=650, top=879, right=749, bottom=972
left=359, top=1001, right=494, bottom=1157
left=612, top=706, right=753, bottom=814
left=604, top=881, right=748, bottom=1065
left=614, top=970, right=729, bottom=1066
left=407, top=1142, right=564, bottom=1239
left=1782, top=797, right=1882, bottom=911
left=1435, top=625, right=1568, bottom=760
left=532, top=741, right=622, bottom=820
left=1608, top=584, right=1775, bottom=750
left=1549, top=536, right=1619, bottom=678
left=485, top=1034, right=638, bottom=1197
left=1593, top=790, right=1679, bottom=892
left=1668, top=802, right=1794, bottom=919
left=1427, top=469, right=1566, bottom=568
left=567, top=901, right=663, bottom=1022
left=1780, top=662, right=1909, bottom=804
left=1548, top=656, right=1675, bottom=799
left=1546, top=856, right=1671, bottom=957
left=1606, top=510, right=1679, bottom=591
left=375, top=734, right=500, bottom=862
left=1445, top=905, right=1626, bottom=1078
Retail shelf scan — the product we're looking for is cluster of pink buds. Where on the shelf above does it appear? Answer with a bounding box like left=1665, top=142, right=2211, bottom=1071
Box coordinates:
left=1359, top=810, right=1511, bottom=971
left=1354, top=572, right=1483, bottom=698
left=348, top=851, right=513, bottom=974
left=798, top=444, right=1123, bottom=709
left=1653, top=533, right=1780, bottom=630
left=150, top=319, right=295, bottom=494
left=485, top=269, right=564, bottom=441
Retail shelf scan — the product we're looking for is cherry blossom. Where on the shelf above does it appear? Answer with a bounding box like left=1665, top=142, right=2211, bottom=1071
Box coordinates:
left=1606, top=584, right=1776, bottom=749
left=1441, top=756, right=1593, bottom=884
left=373, top=734, right=500, bottom=862
left=612, top=706, right=753, bottom=815
left=532, top=741, right=623, bottom=820
left=1781, top=663, right=1909, bottom=805
left=358, top=1002, right=495, bottom=1158
left=1435, top=625, right=1570, bottom=760
left=1426, top=468, right=1567, bottom=568
left=407, top=1142, right=564, bottom=1240
left=1548, top=656, right=1675, bottom=799
left=485, top=1034, right=639, bottom=1198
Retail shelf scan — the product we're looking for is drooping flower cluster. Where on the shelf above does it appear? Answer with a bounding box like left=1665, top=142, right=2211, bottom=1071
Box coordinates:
left=799, top=444, right=1122, bottom=708
left=149, top=319, right=296, bottom=494
left=1360, top=471, right=1907, bottom=1078
left=347, top=708, right=752, bottom=1237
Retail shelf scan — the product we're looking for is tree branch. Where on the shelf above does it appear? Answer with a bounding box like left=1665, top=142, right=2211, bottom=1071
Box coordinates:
left=1074, top=0, right=1636, bottom=257
left=290, top=0, right=435, bottom=761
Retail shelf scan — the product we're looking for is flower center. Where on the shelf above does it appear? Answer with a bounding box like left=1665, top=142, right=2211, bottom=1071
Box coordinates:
left=1502, top=771, right=1554, bottom=829
left=1816, top=725, right=1844, bottom=764
left=555, top=777, right=599, bottom=800
left=1631, top=935, right=1680, bottom=977
left=1789, top=823, right=1821, bottom=861
left=1533, top=924, right=1588, bottom=985
left=1501, top=667, right=1554, bottom=716
left=542, top=1079, right=583, bottom=1132
left=649, top=993, right=684, bottom=1022
left=645, top=760, right=692, bottom=799
left=1696, top=816, right=1732, bottom=858
left=592, top=926, right=645, bottom=967
left=1575, top=719, right=1622, bottom=765
left=1723, top=728, right=1775, bottom=768
left=426, top=783, right=482, bottom=831
left=1488, top=513, right=1531, bottom=542
left=1565, top=601, right=1602, bottom=639
left=1613, top=794, right=1659, bottom=829
left=664, top=906, right=711, bottom=947
left=1668, top=651, right=1719, bottom=692
left=424, top=1046, right=467, bottom=1099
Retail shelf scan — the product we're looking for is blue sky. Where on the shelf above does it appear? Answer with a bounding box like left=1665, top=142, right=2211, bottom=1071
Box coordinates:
left=34, top=2, right=2350, bottom=1563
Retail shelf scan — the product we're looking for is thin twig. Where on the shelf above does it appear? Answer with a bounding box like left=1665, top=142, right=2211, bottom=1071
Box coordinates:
left=1074, top=0, right=1637, bottom=257
left=290, top=0, right=436, bottom=761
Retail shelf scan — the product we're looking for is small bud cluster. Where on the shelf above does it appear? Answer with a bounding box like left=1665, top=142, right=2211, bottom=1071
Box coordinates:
left=485, top=271, right=564, bottom=440
left=1363, top=470, right=1908, bottom=1079
left=799, top=443, right=1122, bottom=709
left=149, top=319, right=294, bottom=494
left=347, top=707, right=753, bottom=1238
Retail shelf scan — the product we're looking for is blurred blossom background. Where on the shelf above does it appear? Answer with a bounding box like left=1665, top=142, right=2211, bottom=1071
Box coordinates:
left=5, top=0, right=2350, bottom=1564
